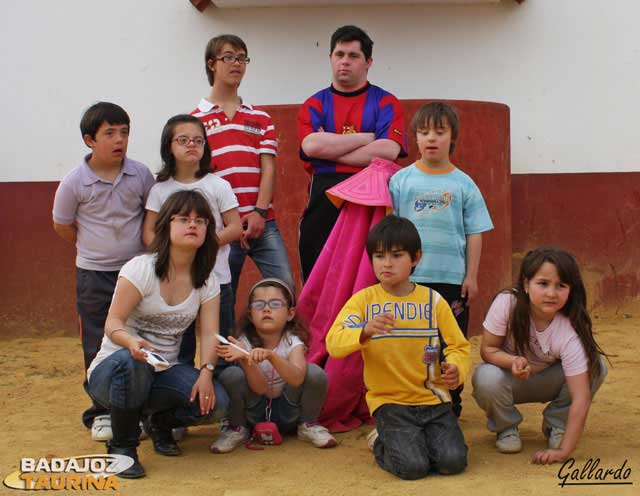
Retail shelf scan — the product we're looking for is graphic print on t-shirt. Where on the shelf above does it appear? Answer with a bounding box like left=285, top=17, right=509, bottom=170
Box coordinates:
left=203, top=117, right=222, bottom=130
left=342, top=124, right=357, bottom=134
left=414, top=190, right=453, bottom=215
left=243, top=119, right=263, bottom=135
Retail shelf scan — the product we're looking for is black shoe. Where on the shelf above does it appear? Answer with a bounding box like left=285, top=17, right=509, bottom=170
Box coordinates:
left=107, top=443, right=146, bottom=479
left=144, top=417, right=182, bottom=456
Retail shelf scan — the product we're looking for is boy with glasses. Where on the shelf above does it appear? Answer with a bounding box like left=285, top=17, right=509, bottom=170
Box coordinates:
left=192, top=34, right=294, bottom=317
left=52, top=102, right=154, bottom=441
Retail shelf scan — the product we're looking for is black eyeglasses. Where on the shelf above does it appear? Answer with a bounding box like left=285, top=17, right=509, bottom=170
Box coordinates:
left=249, top=299, right=287, bottom=310
left=216, top=55, right=251, bottom=65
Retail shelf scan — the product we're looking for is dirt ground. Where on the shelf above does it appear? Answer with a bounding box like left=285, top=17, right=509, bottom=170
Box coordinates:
left=1, top=313, right=638, bottom=496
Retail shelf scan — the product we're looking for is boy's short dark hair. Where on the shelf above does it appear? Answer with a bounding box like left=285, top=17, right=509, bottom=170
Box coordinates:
left=80, top=102, right=130, bottom=140
left=204, top=34, right=248, bottom=86
left=411, top=102, right=459, bottom=154
left=330, top=25, right=373, bottom=60
left=366, top=215, right=422, bottom=263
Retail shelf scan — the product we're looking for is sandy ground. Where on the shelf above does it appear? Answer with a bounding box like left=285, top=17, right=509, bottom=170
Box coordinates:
left=1, top=314, right=638, bottom=496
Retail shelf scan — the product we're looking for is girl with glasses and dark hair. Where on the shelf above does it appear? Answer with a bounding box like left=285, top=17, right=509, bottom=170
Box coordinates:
left=211, top=278, right=337, bottom=453
left=144, top=114, right=242, bottom=395
left=86, top=190, right=230, bottom=479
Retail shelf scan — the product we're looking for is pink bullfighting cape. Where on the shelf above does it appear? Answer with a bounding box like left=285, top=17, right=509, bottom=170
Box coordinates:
left=297, top=157, right=401, bottom=432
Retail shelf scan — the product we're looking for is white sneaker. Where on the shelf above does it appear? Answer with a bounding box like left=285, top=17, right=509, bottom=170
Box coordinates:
left=496, top=427, right=522, bottom=454
left=548, top=427, right=565, bottom=450
left=91, top=415, right=112, bottom=442
left=297, top=422, right=337, bottom=449
left=366, top=428, right=378, bottom=452
left=209, top=425, right=249, bottom=454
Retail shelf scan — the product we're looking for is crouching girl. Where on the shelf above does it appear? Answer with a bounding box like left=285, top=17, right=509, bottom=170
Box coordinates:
left=211, top=278, right=337, bottom=453
left=87, top=190, right=229, bottom=478
left=472, top=247, right=608, bottom=464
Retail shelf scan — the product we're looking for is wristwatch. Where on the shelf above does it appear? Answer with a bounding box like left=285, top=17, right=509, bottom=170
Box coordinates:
left=254, top=207, right=268, bottom=218
left=200, top=363, right=215, bottom=373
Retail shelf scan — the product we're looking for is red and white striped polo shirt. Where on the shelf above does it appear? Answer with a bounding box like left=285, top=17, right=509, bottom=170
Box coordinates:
left=192, top=98, right=277, bottom=219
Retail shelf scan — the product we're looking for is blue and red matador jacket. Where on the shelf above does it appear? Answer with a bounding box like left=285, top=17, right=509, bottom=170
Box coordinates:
left=298, top=82, right=408, bottom=175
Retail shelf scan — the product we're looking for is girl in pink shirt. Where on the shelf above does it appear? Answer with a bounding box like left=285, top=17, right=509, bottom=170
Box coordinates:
left=472, top=247, right=608, bottom=465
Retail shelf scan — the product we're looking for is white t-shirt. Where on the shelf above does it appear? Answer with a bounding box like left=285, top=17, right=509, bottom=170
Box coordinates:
left=239, top=332, right=305, bottom=398
left=146, top=174, right=239, bottom=284
left=483, top=292, right=589, bottom=377
left=87, top=254, right=220, bottom=380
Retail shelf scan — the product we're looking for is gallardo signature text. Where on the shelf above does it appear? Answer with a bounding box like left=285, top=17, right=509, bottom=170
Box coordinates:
left=558, top=458, right=632, bottom=487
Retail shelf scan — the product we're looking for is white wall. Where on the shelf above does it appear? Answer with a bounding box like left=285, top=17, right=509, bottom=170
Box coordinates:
left=1, top=0, right=638, bottom=181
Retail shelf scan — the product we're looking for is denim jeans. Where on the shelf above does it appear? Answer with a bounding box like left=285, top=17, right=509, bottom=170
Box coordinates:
left=178, top=283, right=234, bottom=373
left=229, top=220, right=294, bottom=301
left=373, top=403, right=468, bottom=480
left=218, top=364, right=328, bottom=433
left=88, top=349, right=229, bottom=429
left=472, top=357, right=608, bottom=434
left=77, top=268, right=118, bottom=427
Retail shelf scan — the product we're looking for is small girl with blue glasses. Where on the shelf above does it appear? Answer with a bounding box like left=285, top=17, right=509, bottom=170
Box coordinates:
left=212, top=278, right=337, bottom=452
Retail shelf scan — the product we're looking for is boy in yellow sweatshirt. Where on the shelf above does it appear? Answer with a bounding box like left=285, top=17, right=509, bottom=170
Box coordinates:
left=326, top=215, right=470, bottom=479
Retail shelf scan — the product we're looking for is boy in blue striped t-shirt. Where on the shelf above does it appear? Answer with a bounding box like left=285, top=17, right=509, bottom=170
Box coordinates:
left=389, top=102, right=493, bottom=417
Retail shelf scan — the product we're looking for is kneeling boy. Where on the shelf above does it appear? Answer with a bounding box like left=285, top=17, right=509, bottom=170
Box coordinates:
left=326, top=215, right=470, bottom=480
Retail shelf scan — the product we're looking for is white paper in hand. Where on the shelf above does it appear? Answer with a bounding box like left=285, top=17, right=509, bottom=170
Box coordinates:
left=141, top=348, right=170, bottom=371
left=214, top=334, right=250, bottom=355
